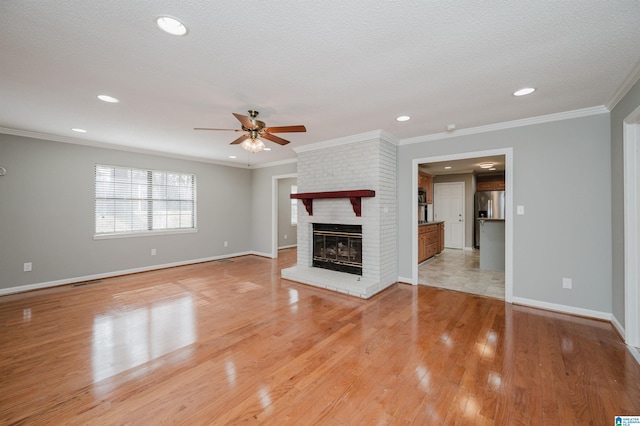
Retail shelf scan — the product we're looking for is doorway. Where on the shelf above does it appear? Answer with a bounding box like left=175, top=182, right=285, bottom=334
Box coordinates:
left=624, top=106, right=640, bottom=348
left=412, top=148, right=513, bottom=303
left=271, top=173, right=297, bottom=259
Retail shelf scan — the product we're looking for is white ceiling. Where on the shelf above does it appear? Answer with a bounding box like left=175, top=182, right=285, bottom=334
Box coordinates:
left=1, top=1, right=639, bottom=168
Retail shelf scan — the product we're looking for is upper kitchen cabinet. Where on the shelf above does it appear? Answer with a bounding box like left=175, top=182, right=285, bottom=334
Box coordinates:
left=476, top=174, right=505, bottom=191
left=419, top=172, right=433, bottom=204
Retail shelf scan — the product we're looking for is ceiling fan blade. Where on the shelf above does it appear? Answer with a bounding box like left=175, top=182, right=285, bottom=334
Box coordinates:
left=194, top=127, right=242, bottom=131
left=233, top=113, right=254, bottom=129
left=264, top=125, right=306, bottom=133
left=230, top=134, right=250, bottom=145
left=262, top=132, right=290, bottom=145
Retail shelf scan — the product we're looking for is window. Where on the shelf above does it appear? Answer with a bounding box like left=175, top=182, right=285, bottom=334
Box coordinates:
left=95, top=165, right=196, bottom=237
left=290, top=185, right=298, bottom=226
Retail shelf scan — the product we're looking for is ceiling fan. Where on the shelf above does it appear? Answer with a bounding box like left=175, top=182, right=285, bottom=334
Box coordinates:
left=195, top=110, right=306, bottom=153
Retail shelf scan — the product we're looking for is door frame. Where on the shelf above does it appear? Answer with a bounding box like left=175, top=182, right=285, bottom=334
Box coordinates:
left=623, top=106, right=640, bottom=347
left=412, top=148, right=513, bottom=303
left=271, top=173, right=297, bottom=259
left=433, top=181, right=465, bottom=249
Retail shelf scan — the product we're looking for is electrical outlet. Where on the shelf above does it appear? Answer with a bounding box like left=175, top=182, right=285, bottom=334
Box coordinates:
left=224, top=241, right=228, bottom=247
left=284, top=234, right=288, bottom=240
left=151, top=248, right=156, bottom=256
left=562, top=277, right=572, bottom=289
left=517, top=205, right=525, bottom=215
left=23, top=262, right=32, bottom=272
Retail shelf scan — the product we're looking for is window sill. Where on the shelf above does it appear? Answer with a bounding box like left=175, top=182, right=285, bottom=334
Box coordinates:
left=94, top=228, right=198, bottom=240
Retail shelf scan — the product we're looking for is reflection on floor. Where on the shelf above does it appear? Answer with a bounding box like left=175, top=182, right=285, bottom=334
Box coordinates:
left=418, top=248, right=505, bottom=299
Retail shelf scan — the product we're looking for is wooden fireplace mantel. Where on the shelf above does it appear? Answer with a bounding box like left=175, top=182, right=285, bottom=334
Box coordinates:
left=290, top=190, right=376, bottom=217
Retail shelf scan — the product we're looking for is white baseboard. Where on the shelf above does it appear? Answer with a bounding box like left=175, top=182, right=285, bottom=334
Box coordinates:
left=629, top=346, right=640, bottom=365
left=278, top=244, right=297, bottom=250
left=511, top=296, right=612, bottom=321
left=397, top=276, right=416, bottom=285
left=0, top=251, right=252, bottom=296
left=611, top=314, right=625, bottom=339
left=250, top=250, right=275, bottom=258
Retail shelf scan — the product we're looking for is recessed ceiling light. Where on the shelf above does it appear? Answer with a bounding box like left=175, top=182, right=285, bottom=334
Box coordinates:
left=263, top=147, right=271, bottom=151
left=156, top=16, right=188, bottom=36
left=228, top=155, right=237, bottom=159
left=489, top=167, right=497, bottom=171
left=479, top=163, right=494, bottom=169
left=396, top=115, right=410, bottom=122
left=72, top=128, right=87, bottom=133
left=444, top=166, right=452, bottom=170
left=513, top=87, right=536, bottom=97
left=97, top=95, right=119, bottom=103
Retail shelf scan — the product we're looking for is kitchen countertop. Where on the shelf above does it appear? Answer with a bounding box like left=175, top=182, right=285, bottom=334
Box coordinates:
left=477, top=218, right=505, bottom=221
left=418, top=221, right=444, bottom=226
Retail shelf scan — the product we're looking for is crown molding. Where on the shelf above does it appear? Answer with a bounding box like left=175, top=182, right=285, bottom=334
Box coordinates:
left=294, top=129, right=399, bottom=154
left=0, top=127, right=253, bottom=169
left=606, top=57, right=640, bottom=110
left=400, top=106, right=610, bottom=145
left=250, top=157, right=298, bottom=169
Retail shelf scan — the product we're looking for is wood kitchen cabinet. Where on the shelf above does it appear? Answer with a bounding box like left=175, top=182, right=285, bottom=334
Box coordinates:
left=418, top=222, right=444, bottom=263
left=419, top=172, right=433, bottom=204
left=477, top=178, right=505, bottom=191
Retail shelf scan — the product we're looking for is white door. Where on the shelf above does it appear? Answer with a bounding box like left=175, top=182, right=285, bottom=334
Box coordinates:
left=434, top=182, right=464, bottom=249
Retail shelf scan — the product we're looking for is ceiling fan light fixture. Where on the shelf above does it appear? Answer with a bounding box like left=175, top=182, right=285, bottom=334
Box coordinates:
left=241, top=138, right=265, bottom=153
left=156, top=16, right=188, bottom=36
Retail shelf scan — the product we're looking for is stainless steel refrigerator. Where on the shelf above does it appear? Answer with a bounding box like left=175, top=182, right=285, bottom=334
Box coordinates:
left=474, top=190, right=505, bottom=248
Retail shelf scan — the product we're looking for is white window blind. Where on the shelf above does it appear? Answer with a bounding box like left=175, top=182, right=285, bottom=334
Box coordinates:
left=95, top=165, right=196, bottom=236
left=290, top=185, right=298, bottom=226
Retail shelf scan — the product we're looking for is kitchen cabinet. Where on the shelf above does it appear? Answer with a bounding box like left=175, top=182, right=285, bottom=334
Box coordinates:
left=418, top=222, right=444, bottom=263
left=419, top=172, right=433, bottom=204
left=477, top=178, right=505, bottom=191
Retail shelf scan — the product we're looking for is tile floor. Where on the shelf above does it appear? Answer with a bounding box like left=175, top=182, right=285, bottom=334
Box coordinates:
left=418, top=248, right=505, bottom=299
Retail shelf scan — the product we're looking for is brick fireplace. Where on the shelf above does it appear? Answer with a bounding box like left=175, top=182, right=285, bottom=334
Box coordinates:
left=281, top=131, right=397, bottom=298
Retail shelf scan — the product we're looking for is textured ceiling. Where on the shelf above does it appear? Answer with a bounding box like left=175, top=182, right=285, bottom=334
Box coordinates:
left=1, top=1, right=640, bottom=167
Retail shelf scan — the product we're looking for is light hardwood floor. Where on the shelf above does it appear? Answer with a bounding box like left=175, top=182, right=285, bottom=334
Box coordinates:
left=419, top=249, right=505, bottom=299
left=1, top=248, right=638, bottom=424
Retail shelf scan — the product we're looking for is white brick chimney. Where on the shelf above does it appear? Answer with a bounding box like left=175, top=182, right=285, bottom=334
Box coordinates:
left=281, top=131, right=398, bottom=298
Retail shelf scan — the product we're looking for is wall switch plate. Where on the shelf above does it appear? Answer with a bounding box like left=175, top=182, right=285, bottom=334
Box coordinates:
left=563, top=277, right=572, bottom=289
left=224, top=241, right=228, bottom=247
left=151, top=249, right=156, bottom=256
left=517, top=205, right=525, bottom=215
left=23, top=262, right=32, bottom=272
left=284, top=234, right=287, bottom=240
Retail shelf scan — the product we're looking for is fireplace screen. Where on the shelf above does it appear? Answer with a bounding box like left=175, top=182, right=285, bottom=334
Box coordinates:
left=313, top=224, right=363, bottom=275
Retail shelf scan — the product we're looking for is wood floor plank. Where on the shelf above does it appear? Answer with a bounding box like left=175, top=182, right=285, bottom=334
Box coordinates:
left=1, top=248, right=639, bottom=424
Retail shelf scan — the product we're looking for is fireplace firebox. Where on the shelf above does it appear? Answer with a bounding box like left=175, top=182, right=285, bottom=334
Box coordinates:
left=313, top=223, right=363, bottom=275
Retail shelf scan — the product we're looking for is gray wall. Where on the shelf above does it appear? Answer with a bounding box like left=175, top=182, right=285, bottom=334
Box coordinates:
left=610, top=78, right=640, bottom=326
left=0, top=134, right=252, bottom=291
left=399, top=113, right=612, bottom=313
left=250, top=162, right=297, bottom=256
left=277, top=177, right=297, bottom=248
left=433, top=173, right=475, bottom=249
